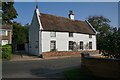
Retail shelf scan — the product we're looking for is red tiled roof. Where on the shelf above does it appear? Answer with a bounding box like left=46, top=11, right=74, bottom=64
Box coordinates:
left=40, top=13, right=95, bottom=35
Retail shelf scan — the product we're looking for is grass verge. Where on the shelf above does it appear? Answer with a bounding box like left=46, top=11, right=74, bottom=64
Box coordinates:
left=63, top=68, right=106, bottom=80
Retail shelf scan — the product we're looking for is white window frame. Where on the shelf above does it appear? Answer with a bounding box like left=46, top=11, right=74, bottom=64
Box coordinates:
left=89, top=42, right=92, bottom=49
left=89, top=34, right=92, bottom=38
left=0, top=29, right=8, bottom=36
left=69, top=32, right=73, bottom=37
left=50, top=32, right=56, bottom=37
left=80, top=41, right=84, bottom=50
left=69, top=41, right=73, bottom=51
left=50, top=41, right=56, bottom=50
left=2, top=40, right=8, bottom=45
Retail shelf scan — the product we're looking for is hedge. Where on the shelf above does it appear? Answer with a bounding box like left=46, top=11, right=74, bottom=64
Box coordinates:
left=1, top=44, right=13, bottom=61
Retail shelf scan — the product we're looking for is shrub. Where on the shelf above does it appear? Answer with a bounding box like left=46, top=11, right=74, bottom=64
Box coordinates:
left=1, top=44, right=13, bottom=61
left=50, top=49, right=58, bottom=52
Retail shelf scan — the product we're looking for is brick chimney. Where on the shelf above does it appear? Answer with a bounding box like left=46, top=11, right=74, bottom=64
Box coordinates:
left=68, top=10, right=74, bottom=20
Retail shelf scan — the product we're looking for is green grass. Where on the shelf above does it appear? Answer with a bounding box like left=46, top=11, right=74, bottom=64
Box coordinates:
left=63, top=68, right=104, bottom=80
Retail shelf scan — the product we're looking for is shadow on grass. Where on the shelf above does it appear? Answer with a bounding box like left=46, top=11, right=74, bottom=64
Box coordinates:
left=63, top=68, right=113, bottom=80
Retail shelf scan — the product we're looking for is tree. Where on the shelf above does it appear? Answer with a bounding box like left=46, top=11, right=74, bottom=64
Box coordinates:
left=2, top=2, right=18, bottom=24
left=12, top=22, right=26, bottom=52
left=0, top=1, right=2, bottom=7
left=87, top=16, right=111, bottom=52
left=104, top=28, right=120, bottom=58
left=23, top=23, right=30, bottom=43
left=0, top=1, right=2, bottom=24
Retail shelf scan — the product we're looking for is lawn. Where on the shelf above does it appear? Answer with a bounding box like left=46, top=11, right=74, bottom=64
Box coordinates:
left=63, top=68, right=106, bottom=80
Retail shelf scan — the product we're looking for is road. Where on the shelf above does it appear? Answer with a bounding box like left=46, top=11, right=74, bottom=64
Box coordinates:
left=2, top=56, right=81, bottom=78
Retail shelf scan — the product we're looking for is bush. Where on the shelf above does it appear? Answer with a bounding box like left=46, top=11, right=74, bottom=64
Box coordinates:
left=1, top=44, right=13, bottom=61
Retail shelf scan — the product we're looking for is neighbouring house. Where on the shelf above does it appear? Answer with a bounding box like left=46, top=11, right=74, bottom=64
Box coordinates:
left=29, top=6, right=97, bottom=56
left=0, top=25, right=12, bottom=46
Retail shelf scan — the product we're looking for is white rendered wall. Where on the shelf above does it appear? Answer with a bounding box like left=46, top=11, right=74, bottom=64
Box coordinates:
left=42, top=31, right=96, bottom=52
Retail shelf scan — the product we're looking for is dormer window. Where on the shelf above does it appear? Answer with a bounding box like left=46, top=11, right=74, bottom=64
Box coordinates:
left=50, top=32, right=56, bottom=37
left=69, top=32, right=73, bottom=37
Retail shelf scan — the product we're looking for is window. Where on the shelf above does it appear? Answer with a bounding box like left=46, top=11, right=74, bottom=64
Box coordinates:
left=89, top=34, right=92, bottom=38
left=80, top=41, right=83, bottom=50
left=50, top=41, right=56, bottom=50
left=50, top=32, right=56, bottom=37
left=0, top=30, right=8, bottom=36
left=69, top=32, right=73, bottom=37
left=89, top=42, right=92, bottom=49
left=69, top=41, right=73, bottom=50
left=2, top=40, right=8, bottom=45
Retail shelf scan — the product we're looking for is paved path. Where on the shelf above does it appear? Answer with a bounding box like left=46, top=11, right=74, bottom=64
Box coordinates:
left=3, top=56, right=81, bottom=78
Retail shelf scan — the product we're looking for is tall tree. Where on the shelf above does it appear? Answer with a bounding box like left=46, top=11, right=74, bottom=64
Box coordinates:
left=87, top=16, right=111, bottom=52
left=24, top=23, right=30, bottom=43
left=104, top=28, right=120, bottom=58
left=2, top=2, right=18, bottom=24
left=0, top=1, right=2, bottom=24
left=12, top=22, right=26, bottom=52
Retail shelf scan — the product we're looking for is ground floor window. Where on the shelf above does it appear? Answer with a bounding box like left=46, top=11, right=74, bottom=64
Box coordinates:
left=80, top=41, right=83, bottom=50
left=89, top=42, right=92, bottom=49
left=2, top=40, right=8, bottom=45
left=50, top=41, right=56, bottom=51
left=69, top=41, right=73, bottom=51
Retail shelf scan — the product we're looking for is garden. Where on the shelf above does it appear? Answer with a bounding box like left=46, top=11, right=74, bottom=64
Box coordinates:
left=1, top=44, right=13, bottom=61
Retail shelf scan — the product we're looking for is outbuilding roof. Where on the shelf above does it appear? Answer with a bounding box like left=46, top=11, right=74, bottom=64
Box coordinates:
left=40, top=13, right=96, bottom=35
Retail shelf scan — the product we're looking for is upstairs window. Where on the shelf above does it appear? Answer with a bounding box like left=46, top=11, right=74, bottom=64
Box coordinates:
left=89, top=34, right=92, bottom=38
left=69, top=32, right=73, bottom=37
left=80, top=41, right=83, bottom=50
left=50, top=32, right=56, bottom=37
left=0, top=30, right=8, bottom=36
left=69, top=41, right=73, bottom=51
left=89, top=42, right=92, bottom=49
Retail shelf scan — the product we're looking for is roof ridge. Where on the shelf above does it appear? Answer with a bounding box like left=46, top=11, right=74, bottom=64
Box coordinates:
left=40, top=13, right=84, bottom=22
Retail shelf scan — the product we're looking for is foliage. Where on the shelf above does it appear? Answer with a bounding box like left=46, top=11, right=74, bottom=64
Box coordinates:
left=0, top=19, right=1, bottom=24
left=0, top=1, right=1, bottom=24
left=1, top=44, right=13, bottom=61
left=12, top=22, right=26, bottom=44
left=0, top=11, right=2, bottom=17
left=63, top=68, right=106, bottom=80
left=50, top=49, right=58, bottom=52
left=87, top=16, right=120, bottom=58
left=2, top=2, right=18, bottom=24
left=0, top=1, right=1, bottom=7
left=104, top=28, right=120, bottom=58
left=12, top=22, right=27, bottom=51
left=87, top=16, right=111, bottom=32
left=87, top=16, right=111, bottom=51
left=24, top=23, right=30, bottom=43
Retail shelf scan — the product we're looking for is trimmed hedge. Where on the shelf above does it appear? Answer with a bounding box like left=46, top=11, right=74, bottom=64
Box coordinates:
left=1, top=45, right=13, bottom=61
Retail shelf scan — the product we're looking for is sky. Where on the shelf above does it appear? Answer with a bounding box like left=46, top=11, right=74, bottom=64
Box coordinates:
left=13, top=2, right=118, bottom=27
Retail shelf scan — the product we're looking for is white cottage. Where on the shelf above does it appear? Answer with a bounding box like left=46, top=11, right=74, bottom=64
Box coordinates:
left=29, top=6, right=97, bottom=56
